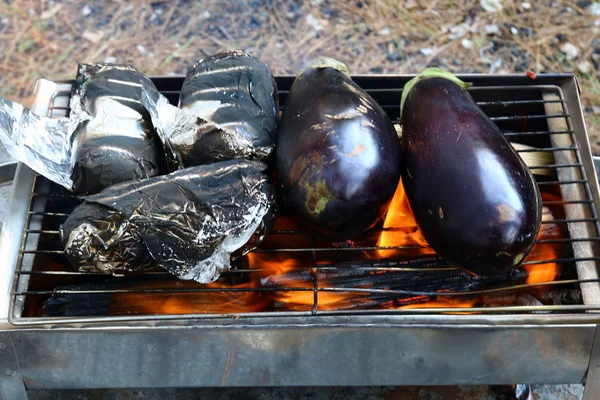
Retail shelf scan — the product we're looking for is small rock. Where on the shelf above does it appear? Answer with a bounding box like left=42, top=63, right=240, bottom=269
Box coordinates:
left=521, top=2, right=531, bottom=9
left=82, top=31, right=103, bottom=44
left=461, top=39, right=474, bottom=49
left=578, top=60, right=593, bottom=74
left=420, top=47, right=437, bottom=56
left=378, top=27, right=391, bottom=36
left=560, top=42, right=580, bottom=60
left=481, top=0, right=503, bottom=12
left=449, top=22, right=470, bottom=39
left=489, top=58, right=502, bottom=73
left=82, top=5, right=92, bottom=16
left=201, top=11, right=211, bottom=19
left=588, top=3, right=600, bottom=15
left=124, top=5, right=134, bottom=12
left=484, top=24, right=499, bottom=35
left=41, top=4, right=63, bottom=19
left=510, top=26, right=519, bottom=35
left=405, top=0, right=419, bottom=10
left=104, top=56, right=117, bottom=63
left=306, top=14, right=324, bottom=31
left=136, top=44, right=147, bottom=57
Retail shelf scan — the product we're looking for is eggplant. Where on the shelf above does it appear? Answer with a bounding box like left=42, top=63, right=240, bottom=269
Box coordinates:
left=400, top=68, right=542, bottom=275
left=61, top=159, right=277, bottom=283
left=141, top=51, right=279, bottom=170
left=69, top=64, right=165, bottom=194
left=276, top=57, right=402, bottom=239
left=62, top=201, right=151, bottom=273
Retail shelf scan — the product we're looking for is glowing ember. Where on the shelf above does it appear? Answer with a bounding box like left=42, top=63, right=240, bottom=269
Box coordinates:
left=523, top=193, right=564, bottom=285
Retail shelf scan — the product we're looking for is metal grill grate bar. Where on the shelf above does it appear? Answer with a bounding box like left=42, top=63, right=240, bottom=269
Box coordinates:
left=9, top=77, right=600, bottom=323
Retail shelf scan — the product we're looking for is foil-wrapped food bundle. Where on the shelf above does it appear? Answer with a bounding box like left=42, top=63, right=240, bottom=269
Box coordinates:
left=69, top=64, right=165, bottom=194
left=0, top=63, right=165, bottom=194
left=141, top=50, right=279, bottom=170
left=61, top=159, right=277, bottom=283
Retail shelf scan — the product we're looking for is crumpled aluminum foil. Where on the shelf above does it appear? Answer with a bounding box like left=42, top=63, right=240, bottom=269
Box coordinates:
left=61, top=159, right=277, bottom=283
left=0, top=64, right=164, bottom=194
left=0, top=97, right=78, bottom=189
left=141, top=50, right=279, bottom=170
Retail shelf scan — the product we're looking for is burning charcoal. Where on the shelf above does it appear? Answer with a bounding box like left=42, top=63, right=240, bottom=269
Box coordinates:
left=141, top=51, right=279, bottom=170
left=42, top=279, right=270, bottom=317
left=61, top=159, right=277, bottom=283
left=43, top=283, right=112, bottom=317
left=0, top=64, right=166, bottom=194
left=259, top=256, right=529, bottom=311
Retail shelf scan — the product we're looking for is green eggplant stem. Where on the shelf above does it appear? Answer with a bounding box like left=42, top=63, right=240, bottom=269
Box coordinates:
left=400, top=68, right=470, bottom=118
left=309, top=56, right=350, bottom=77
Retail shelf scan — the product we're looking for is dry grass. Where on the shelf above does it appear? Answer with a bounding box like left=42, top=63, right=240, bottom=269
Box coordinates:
left=0, top=0, right=599, bottom=144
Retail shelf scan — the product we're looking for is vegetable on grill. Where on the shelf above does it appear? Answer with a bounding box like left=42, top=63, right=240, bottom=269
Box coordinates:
left=69, top=64, right=166, bottom=194
left=276, top=57, right=402, bottom=240
left=61, top=159, right=277, bottom=283
left=141, top=51, right=279, bottom=170
left=400, top=68, right=542, bottom=275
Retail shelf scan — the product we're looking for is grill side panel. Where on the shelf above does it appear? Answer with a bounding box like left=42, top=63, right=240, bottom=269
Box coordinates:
left=11, top=325, right=594, bottom=388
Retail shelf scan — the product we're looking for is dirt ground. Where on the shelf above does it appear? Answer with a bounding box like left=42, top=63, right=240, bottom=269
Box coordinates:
left=0, top=0, right=599, bottom=150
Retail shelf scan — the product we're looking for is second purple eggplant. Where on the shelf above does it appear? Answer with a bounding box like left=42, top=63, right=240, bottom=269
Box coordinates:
left=400, top=68, right=542, bottom=275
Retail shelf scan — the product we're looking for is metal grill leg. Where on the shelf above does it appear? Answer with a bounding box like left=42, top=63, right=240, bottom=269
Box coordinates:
left=0, top=333, right=27, bottom=400
left=583, top=326, right=600, bottom=400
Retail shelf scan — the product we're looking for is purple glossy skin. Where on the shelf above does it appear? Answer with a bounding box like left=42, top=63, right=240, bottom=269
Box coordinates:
left=401, top=77, right=542, bottom=275
left=276, top=66, right=401, bottom=239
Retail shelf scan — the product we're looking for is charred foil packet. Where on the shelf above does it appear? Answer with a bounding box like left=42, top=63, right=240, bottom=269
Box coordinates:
left=61, top=159, right=277, bottom=283
left=0, top=64, right=165, bottom=195
left=141, top=50, right=279, bottom=170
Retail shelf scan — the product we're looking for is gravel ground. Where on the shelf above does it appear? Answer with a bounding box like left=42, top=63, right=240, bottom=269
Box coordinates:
left=0, top=0, right=599, bottom=147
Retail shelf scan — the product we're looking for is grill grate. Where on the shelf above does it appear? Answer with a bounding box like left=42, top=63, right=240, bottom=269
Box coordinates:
left=8, top=76, right=600, bottom=323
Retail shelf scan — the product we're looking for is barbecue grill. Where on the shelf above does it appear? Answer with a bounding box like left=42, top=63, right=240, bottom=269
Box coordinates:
left=2, top=74, right=600, bottom=400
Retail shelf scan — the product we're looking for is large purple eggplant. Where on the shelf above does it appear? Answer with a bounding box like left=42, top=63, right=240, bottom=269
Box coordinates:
left=400, top=68, right=542, bottom=275
left=276, top=57, right=401, bottom=239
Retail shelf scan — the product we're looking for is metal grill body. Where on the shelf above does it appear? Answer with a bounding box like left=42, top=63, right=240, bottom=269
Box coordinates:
left=1, top=74, right=600, bottom=399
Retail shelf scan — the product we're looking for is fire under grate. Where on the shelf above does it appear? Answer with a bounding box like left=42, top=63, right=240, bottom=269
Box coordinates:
left=8, top=75, right=600, bottom=324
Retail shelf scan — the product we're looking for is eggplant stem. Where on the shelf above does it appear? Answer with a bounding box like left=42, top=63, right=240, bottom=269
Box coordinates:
left=308, top=56, right=350, bottom=77
left=400, top=68, right=470, bottom=119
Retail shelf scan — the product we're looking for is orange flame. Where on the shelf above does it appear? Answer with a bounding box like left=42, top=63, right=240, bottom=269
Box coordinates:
left=376, top=180, right=433, bottom=258
left=246, top=188, right=567, bottom=312
left=101, top=280, right=269, bottom=316
left=522, top=193, right=565, bottom=284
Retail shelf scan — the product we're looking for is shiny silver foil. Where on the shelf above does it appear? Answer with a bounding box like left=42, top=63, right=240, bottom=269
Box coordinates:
left=61, top=159, right=277, bottom=283
left=141, top=50, right=279, bottom=170
left=0, top=95, right=80, bottom=190
left=0, top=64, right=164, bottom=194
